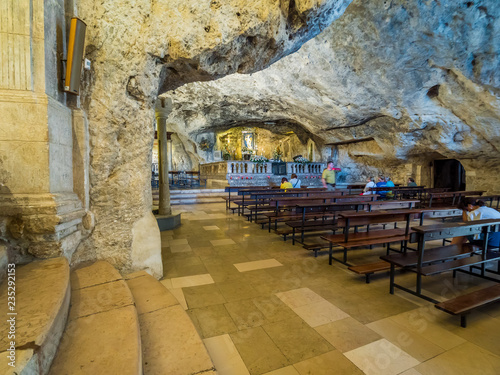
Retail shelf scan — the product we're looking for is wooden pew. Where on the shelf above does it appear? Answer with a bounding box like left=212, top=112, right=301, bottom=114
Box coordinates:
left=322, top=209, right=424, bottom=266
left=246, top=189, right=339, bottom=222
left=289, top=201, right=369, bottom=248
left=435, top=283, right=500, bottom=327
left=380, top=219, right=500, bottom=305
left=223, top=186, right=274, bottom=211
left=261, top=194, right=376, bottom=232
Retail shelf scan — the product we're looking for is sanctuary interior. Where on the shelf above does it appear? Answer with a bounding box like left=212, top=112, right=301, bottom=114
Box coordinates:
left=1, top=0, right=500, bottom=374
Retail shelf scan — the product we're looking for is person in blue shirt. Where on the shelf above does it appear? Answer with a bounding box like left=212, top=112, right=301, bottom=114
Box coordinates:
left=376, top=176, right=387, bottom=198
left=385, top=177, right=395, bottom=199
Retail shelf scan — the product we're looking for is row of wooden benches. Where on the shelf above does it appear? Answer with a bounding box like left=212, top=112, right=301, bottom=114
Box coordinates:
left=223, top=185, right=500, bottom=327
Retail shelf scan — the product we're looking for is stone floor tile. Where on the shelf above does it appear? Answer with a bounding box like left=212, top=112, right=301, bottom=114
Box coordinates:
left=217, top=280, right=262, bottom=302
left=170, top=244, right=193, bottom=253
left=211, top=238, right=237, bottom=246
left=262, top=316, right=334, bottom=363
left=292, top=300, right=350, bottom=327
left=225, top=299, right=268, bottom=330
left=189, top=304, right=238, bottom=339
left=203, top=334, right=250, bottom=375
left=315, top=317, right=382, bottom=353
left=275, top=288, right=325, bottom=309
left=252, top=295, right=299, bottom=323
left=234, top=259, right=283, bottom=272
left=262, top=366, right=300, bottom=375
left=366, top=318, right=445, bottom=362
left=171, top=273, right=215, bottom=288
left=230, top=327, right=290, bottom=375
left=293, top=350, right=364, bottom=375
left=167, top=287, right=188, bottom=310
left=399, top=369, right=423, bottom=375
left=183, top=284, right=226, bottom=309
left=414, top=342, right=500, bottom=375
left=448, top=313, right=500, bottom=357
left=389, top=309, right=466, bottom=350
left=169, top=238, right=189, bottom=246
left=203, top=225, right=220, bottom=230
left=344, top=338, right=420, bottom=375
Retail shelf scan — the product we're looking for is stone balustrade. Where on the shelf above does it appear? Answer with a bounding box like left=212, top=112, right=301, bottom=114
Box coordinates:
left=200, top=161, right=327, bottom=187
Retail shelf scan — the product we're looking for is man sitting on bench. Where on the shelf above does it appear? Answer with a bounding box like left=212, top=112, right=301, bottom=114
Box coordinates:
left=452, top=197, right=500, bottom=249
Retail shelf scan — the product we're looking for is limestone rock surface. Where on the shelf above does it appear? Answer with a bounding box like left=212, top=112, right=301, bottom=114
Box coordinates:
left=75, top=0, right=351, bottom=275
left=164, top=0, right=500, bottom=189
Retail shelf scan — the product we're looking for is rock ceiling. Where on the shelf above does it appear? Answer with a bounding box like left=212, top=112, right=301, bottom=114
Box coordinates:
left=164, top=0, right=500, bottom=164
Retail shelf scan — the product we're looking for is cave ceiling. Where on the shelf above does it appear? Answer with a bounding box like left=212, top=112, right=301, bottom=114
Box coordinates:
left=163, top=0, right=500, bottom=162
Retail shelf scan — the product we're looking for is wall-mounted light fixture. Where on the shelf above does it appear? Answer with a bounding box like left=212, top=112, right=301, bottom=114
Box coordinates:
left=64, top=17, right=87, bottom=95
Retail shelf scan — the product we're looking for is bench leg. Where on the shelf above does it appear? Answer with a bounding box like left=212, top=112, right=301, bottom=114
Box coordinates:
left=389, top=264, right=395, bottom=294
left=460, top=315, right=467, bottom=328
left=329, top=243, right=333, bottom=265
left=314, top=249, right=318, bottom=258
left=365, top=273, right=371, bottom=284
left=283, top=234, right=287, bottom=242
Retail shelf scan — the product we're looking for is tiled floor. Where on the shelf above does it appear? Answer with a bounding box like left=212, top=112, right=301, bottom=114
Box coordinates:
left=161, top=203, right=500, bottom=375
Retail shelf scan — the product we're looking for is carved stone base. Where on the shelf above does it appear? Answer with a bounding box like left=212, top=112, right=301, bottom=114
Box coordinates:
left=0, top=192, right=85, bottom=263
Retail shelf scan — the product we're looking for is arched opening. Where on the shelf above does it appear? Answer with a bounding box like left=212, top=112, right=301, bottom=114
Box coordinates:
left=433, top=159, right=466, bottom=191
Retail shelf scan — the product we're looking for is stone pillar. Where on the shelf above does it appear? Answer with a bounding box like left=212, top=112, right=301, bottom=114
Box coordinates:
left=0, top=0, right=84, bottom=263
left=155, top=98, right=173, bottom=216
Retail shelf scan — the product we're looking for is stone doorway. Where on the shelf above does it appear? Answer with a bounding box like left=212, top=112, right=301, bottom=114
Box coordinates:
left=433, top=159, right=466, bottom=191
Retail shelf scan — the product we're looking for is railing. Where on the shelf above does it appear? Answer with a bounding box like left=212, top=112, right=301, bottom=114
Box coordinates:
left=200, top=161, right=326, bottom=177
left=287, top=162, right=324, bottom=175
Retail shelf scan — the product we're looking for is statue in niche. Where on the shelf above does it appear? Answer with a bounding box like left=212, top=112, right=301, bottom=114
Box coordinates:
left=243, top=133, right=254, bottom=150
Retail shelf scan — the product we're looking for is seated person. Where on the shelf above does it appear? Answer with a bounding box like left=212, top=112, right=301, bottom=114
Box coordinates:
left=289, top=174, right=302, bottom=188
left=385, top=177, right=395, bottom=198
left=452, top=197, right=500, bottom=249
left=376, top=176, right=387, bottom=198
left=280, top=177, right=293, bottom=190
left=362, top=177, right=376, bottom=195
left=407, top=177, right=417, bottom=187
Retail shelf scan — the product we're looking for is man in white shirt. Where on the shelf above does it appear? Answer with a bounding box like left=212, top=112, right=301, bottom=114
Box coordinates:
left=363, top=177, right=376, bottom=195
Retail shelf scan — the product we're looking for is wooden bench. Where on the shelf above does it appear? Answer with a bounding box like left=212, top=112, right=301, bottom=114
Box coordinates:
left=321, top=209, right=424, bottom=265
left=288, top=202, right=369, bottom=246
left=247, top=191, right=342, bottom=222
left=223, top=186, right=274, bottom=211
left=262, top=195, right=376, bottom=233
left=381, top=219, right=500, bottom=303
left=348, top=261, right=391, bottom=284
left=435, top=283, right=500, bottom=327
left=428, top=190, right=486, bottom=208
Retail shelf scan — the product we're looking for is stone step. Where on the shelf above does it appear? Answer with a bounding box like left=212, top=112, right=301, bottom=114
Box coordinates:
left=169, top=194, right=227, bottom=199
left=0, top=258, right=70, bottom=375
left=155, top=198, right=225, bottom=205
left=125, top=271, right=216, bottom=375
left=170, top=189, right=224, bottom=194
left=49, top=261, right=141, bottom=375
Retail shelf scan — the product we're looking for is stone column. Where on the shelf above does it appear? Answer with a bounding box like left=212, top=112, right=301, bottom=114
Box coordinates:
left=155, top=98, right=173, bottom=216
left=0, top=0, right=84, bottom=263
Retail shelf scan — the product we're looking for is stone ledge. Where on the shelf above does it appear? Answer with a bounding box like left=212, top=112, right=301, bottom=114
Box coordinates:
left=0, top=258, right=70, bottom=375
left=126, top=272, right=215, bottom=375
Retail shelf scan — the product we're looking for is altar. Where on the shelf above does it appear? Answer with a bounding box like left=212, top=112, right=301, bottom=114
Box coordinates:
left=200, top=161, right=327, bottom=188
